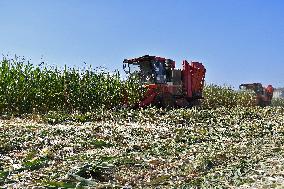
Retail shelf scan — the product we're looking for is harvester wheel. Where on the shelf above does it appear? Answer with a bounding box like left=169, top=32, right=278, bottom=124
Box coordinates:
left=155, top=93, right=175, bottom=108
left=189, top=99, right=202, bottom=107
left=175, top=98, right=190, bottom=108
left=258, top=99, right=266, bottom=107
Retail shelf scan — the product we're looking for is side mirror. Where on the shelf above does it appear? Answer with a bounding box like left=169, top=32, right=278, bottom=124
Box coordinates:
left=123, top=63, right=130, bottom=74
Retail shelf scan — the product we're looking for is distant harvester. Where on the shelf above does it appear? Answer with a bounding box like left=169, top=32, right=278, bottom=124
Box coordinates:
left=239, top=83, right=274, bottom=106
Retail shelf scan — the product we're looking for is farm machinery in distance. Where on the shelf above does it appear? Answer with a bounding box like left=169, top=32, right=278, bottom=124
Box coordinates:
left=123, top=55, right=206, bottom=108
left=239, top=83, right=274, bottom=106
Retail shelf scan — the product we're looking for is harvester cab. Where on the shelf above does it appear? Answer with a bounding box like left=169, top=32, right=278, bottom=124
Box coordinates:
left=123, top=55, right=206, bottom=108
left=123, top=55, right=174, bottom=84
left=239, top=83, right=274, bottom=106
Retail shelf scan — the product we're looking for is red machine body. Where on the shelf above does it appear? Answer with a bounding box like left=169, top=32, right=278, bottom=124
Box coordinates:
left=123, top=55, right=206, bottom=108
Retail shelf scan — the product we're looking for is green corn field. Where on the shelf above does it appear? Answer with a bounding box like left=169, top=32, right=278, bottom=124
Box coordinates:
left=0, top=57, right=145, bottom=115
left=202, top=84, right=256, bottom=109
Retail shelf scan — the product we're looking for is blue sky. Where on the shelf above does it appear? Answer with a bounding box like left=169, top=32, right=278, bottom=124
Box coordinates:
left=0, top=0, right=283, bottom=88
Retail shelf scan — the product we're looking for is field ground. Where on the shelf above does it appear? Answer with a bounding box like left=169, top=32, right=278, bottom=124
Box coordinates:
left=1, top=107, right=284, bottom=188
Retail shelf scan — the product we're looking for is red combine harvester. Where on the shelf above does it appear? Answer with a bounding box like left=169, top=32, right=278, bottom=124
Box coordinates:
left=123, top=55, right=206, bottom=108
left=239, top=83, right=274, bottom=106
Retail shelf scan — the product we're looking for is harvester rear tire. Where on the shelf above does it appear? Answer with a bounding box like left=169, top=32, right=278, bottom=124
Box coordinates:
left=189, top=99, right=201, bottom=107
left=155, top=93, right=175, bottom=109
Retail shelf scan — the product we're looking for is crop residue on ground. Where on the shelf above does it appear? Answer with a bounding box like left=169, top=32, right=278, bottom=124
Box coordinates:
left=1, top=107, right=284, bottom=188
